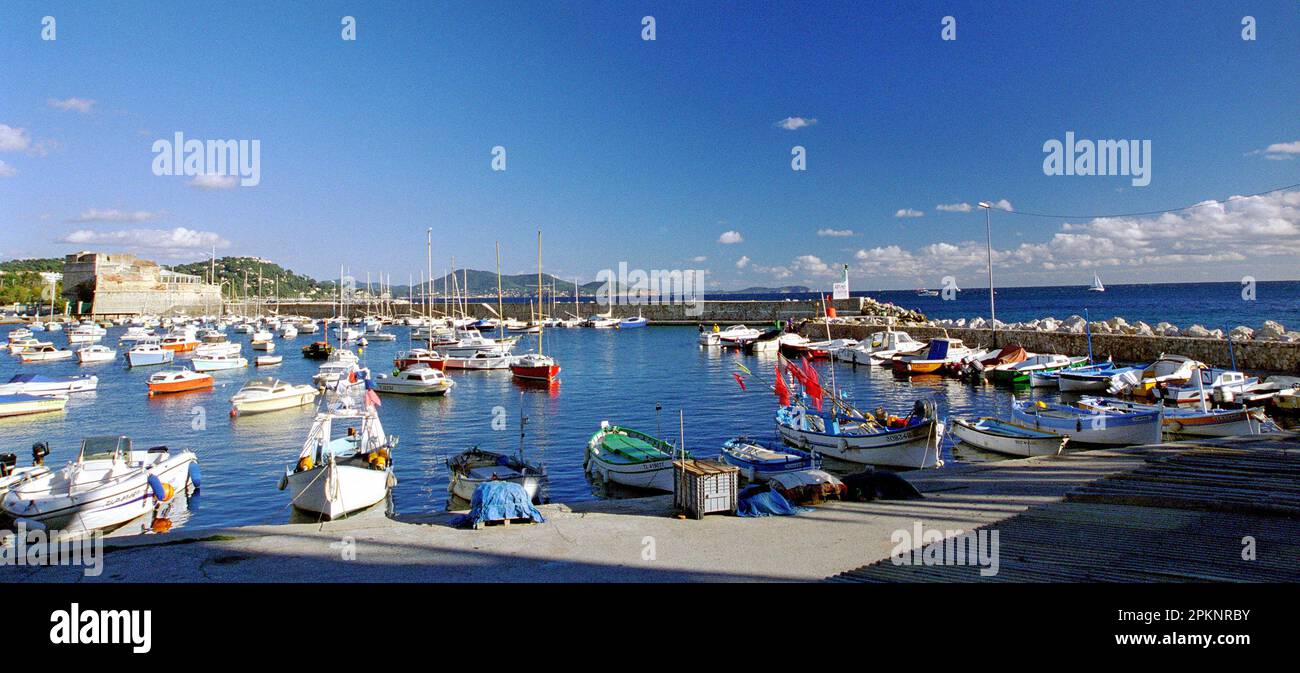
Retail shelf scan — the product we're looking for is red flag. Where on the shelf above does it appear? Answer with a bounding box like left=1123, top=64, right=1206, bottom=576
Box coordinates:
left=365, top=388, right=382, bottom=408
left=732, top=373, right=747, bottom=391
left=785, top=361, right=809, bottom=387
left=800, top=357, right=823, bottom=410
left=774, top=370, right=790, bottom=406
left=801, top=356, right=819, bottom=386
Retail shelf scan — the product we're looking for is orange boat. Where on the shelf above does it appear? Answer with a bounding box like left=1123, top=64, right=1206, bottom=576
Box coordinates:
left=147, top=369, right=213, bottom=396
left=892, top=338, right=977, bottom=376
left=160, top=332, right=201, bottom=352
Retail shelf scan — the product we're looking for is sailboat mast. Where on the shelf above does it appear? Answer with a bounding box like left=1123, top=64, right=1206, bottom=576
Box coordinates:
left=537, top=229, right=543, bottom=355
left=496, top=242, right=505, bottom=339
left=425, top=228, right=432, bottom=320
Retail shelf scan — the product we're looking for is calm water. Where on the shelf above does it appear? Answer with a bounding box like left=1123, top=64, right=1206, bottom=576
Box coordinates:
left=1, top=323, right=1063, bottom=531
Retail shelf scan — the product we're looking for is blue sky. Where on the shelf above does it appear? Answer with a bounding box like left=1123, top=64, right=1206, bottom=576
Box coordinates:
left=1, top=1, right=1297, bottom=290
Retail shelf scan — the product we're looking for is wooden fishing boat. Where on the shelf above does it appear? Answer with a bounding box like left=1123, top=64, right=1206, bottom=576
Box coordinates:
left=1058, top=363, right=1142, bottom=393
left=987, top=354, right=1089, bottom=385
left=280, top=406, right=397, bottom=520
left=301, top=341, right=333, bottom=360
left=891, top=338, right=976, bottom=375
left=447, top=446, right=546, bottom=504
left=950, top=417, right=1066, bottom=456
left=1131, top=354, right=1204, bottom=398
left=1077, top=396, right=1278, bottom=438
left=719, top=437, right=819, bottom=481
left=1011, top=399, right=1162, bottom=446
left=146, top=369, right=214, bottom=396
left=775, top=400, right=943, bottom=468
left=585, top=422, right=685, bottom=492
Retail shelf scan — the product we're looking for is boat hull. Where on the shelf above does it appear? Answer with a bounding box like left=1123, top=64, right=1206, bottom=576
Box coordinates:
left=232, top=391, right=317, bottom=414
left=510, top=364, right=560, bottom=381
left=286, top=462, right=391, bottom=520
left=951, top=418, right=1065, bottom=457
left=0, top=394, right=68, bottom=417
left=148, top=378, right=213, bottom=395
left=1011, top=405, right=1162, bottom=446
left=584, top=454, right=675, bottom=491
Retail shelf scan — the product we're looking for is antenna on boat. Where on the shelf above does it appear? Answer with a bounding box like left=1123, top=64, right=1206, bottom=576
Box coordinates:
left=518, top=392, right=528, bottom=460
left=1084, top=308, right=1094, bottom=365
left=655, top=403, right=662, bottom=441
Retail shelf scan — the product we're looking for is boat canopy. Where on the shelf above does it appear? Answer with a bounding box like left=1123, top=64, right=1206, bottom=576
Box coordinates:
left=80, top=436, right=131, bottom=462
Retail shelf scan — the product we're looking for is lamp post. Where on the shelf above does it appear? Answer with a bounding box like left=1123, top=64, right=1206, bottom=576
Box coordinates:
left=977, top=201, right=996, bottom=327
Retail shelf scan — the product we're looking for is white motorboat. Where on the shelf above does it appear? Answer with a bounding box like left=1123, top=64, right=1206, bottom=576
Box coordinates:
left=193, top=341, right=242, bottom=358
left=436, top=330, right=516, bottom=358
left=118, top=326, right=154, bottom=343
left=698, top=324, right=762, bottom=346
left=298, top=320, right=319, bottom=334
left=127, top=340, right=175, bottom=367
left=251, top=330, right=274, bottom=342
left=7, top=328, right=33, bottom=342
left=585, top=315, right=619, bottom=329
left=191, top=354, right=249, bottom=372
left=17, top=343, right=74, bottom=363
left=280, top=405, right=397, bottom=520
left=255, top=355, right=283, bottom=366
left=2, top=436, right=200, bottom=537
left=1057, top=363, right=1144, bottom=393
left=443, top=352, right=514, bottom=370
left=66, top=325, right=106, bottom=345
left=1131, top=354, right=1205, bottom=398
left=231, top=378, right=318, bottom=415
left=312, top=350, right=362, bottom=388
left=839, top=330, right=928, bottom=365
left=278, top=324, right=298, bottom=339
left=0, top=373, right=98, bottom=396
left=75, top=345, right=118, bottom=364
left=1155, top=368, right=1257, bottom=405
left=373, top=365, right=456, bottom=395
left=950, top=417, right=1067, bottom=457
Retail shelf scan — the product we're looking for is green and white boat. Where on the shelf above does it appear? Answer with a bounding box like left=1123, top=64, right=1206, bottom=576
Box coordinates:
left=988, top=354, right=1089, bottom=385
left=584, top=422, right=688, bottom=492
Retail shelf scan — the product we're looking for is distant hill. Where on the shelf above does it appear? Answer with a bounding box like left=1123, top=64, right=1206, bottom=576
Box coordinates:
left=0, top=258, right=63, bottom=273
left=717, top=285, right=812, bottom=294
left=170, top=256, right=331, bottom=299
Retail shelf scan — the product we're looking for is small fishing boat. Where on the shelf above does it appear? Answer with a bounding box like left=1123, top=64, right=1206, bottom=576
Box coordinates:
left=255, top=355, right=283, bottom=366
left=585, top=422, right=684, bottom=492
left=280, top=405, right=397, bottom=520
left=0, top=394, right=68, bottom=418
left=1131, top=354, right=1204, bottom=398
left=159, top=331, right=200, bottom=352
left=251, top=339, right=276, bottom=352
left=585, top=314, right=619, bottom=329
left=891, top=338, right=977, bottom=375
left=719, top=437, right=820, bottom=481
left=302, top=341, right=333, bottom=360
left=277, top=324, right=298, bottom=339
left=231, top=378, right=317, bottom=415
left=777, top=333, right=814, bottom=357
left=312, top=350, right=362, bottom=387
left=0, top=373, right=98, bottom=396
left=374, top=365, right=456, bottom=395
left=837, top=330, right=927, bottom=365
left=987, top=354, right=1089, bottom=385
left=509, top=352, right=560, bottom=382
left=147, top=369, right=214, bottom=395
left=193, top=341, right=242, bottom=358
left=741, top=328, right=785, bottom=353
left=191, top=354, right=249, bottom=372
left=18, top=343, right=74, bottom=363
left=394, top=348, right=446, bottom=371
left=127, top=341, right=175, bottom=368
left=776, top=400, right=943, bottom=468
left=366, top=331, right=396, bottom=341
left=1076, top=396, right=1277, bottom=438
left=76, top=344, right=118, bottom=364
left=948, top=343, right=1028, bottom=378
left=950, top=417, right=1066, bottom=457
left=804, top=338, right=858, bottom=359
left=699, top=324, right=761, bottom=347
left=2, top=436, right=200, bottom=536
left=1011, top=399, right=1162, bottom=446
left=1274, top=387, right=1300, bottom=413
left=1057, top=363, right=1143, bottom=393
left=447, top=447, right=546, bottom=504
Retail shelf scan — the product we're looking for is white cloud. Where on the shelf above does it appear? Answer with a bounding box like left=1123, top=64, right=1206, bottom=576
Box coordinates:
left=894, top=208, right=924, bottom=218
left=58, top=227, right=231, bottom=254
left=0, top=124, right=31, bottom=152
left=1264, top=141, right=1300, bottom=154
left=690, top=255, right=707, bottom=262
left=990, top=199, right=1014, bottom=211
left=68, top=208, right=163, bottom=223
left=790, top=254, right=834, bottom=277
left=776, top=117, right=817, bottom=130
left=735, top=255, right=750, bottom=269
left=718, top=230, right=743, bottom=244
left=189, top=174, right=238, bottom=190
left=816, top=228, right=854, bottom=237
left=0, top=160, right=16, bottom=177
left=47, top=97, right=96, bottom=114
left=936, top=202, right=973, bottom=213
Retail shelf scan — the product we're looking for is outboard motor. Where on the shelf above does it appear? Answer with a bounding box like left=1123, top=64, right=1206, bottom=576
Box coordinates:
left=911, top=399, right=937, bottom=421
left=0, top=453, right=16, bottom=477
left=31, top=441, right=49, bottom=465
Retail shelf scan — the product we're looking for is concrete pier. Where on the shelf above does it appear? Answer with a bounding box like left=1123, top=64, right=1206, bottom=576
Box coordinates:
left=6, top=433, right=1294, bottom=583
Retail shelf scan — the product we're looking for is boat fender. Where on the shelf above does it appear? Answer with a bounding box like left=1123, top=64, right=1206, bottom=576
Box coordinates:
left=1167, top=420, right=1182, bottom=433
left=147, top=474, right=174, bottom=502
left=277, top=472, right=288, bottom=491
left=297, top=456, right=314, bottom=472
left=188, top=462, right=203, bottom=491
left=1075, top=419, right=1082, bottom=433
left=386, top=471, right=398, bottom=489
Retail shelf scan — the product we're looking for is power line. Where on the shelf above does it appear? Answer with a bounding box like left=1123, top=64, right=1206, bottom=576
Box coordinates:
left=987, top=181, right=1300, bottom=220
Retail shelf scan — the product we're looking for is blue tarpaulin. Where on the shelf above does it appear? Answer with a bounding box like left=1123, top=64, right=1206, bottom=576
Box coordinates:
left=737, top=484, right=808, bottom=518
left=456, top=481, right=545, bottom=528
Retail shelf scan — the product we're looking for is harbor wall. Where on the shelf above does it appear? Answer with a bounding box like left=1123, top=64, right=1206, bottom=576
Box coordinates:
left=805, top=323, right=1300, bottom=374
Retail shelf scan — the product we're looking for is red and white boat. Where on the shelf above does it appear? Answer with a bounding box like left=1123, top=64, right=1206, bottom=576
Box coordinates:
left=510, top=352, right=560, bottom=382
left=394, top=348, right=447, bottom=371
left=160, top=330, right=201, bottom=352
left=146, top=369, right=214, bottom=396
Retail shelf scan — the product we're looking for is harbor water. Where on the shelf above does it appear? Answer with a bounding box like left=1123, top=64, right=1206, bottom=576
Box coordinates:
left=0, top=320, right=1288, bottom=532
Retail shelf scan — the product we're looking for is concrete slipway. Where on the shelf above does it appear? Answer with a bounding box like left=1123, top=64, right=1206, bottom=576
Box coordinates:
left=3, top=433, right=1297, bottom=583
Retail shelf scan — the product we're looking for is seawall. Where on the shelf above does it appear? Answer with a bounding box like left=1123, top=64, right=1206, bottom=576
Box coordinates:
left=805, top=323, right=1300, bottom=374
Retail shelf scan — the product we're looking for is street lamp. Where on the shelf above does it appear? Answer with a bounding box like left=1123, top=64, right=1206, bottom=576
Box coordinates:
left=977, top=201, right=996, bottom=326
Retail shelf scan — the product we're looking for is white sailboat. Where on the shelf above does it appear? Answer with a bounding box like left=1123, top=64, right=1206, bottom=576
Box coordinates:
left=1088, top=272, right=1105, bottom=292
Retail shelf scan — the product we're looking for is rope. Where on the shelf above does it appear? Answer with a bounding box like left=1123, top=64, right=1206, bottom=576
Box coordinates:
left=984, top=182, right=1300, bottom=220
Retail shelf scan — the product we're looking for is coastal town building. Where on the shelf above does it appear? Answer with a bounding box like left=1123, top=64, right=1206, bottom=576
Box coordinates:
left=61, top=251, right=223, bottom=317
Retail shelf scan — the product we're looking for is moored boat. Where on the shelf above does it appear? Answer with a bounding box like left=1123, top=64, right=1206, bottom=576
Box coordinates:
left=127, top=340, right=175, bottom=368
left=147, top=369, right=214, bottom=396
left=280, top=405, right=397, bottom=520
left=394, top=348, right=446, bottom=371
left=1077, top=396, right=1278, bottom=438
left=585, top=422, right=684, bottom=492
left=776, top=400, right=943, bottom=468
left=1058, top=363, right=1143, bottom=393
left=373, top=365, right=456, bottom=395
left=231, top=378, right=318, bottom=415
left=191, top=354, right=249, bottom=372
left=509, top=352, right=560, bottom=382
left=301, top=341, right=333, bottom=360
left=0, top=373, right=98, bottom=396
left=719, top=437, right=820, bottom=481
left=987, top=354, right=1089, bottom=385
left=17, top=343, right=74, bottom=363
left=75, top=344, right=118, bottom=364
left=447, top=446, right=546, bottom=504
left=0, top=394, right=68, bottom=418
left=1011, top=399, right=1162, bottom=446
left=891, top=338, right=977, bottom=375
left=255, top=355, right=283, bottom=366
left=699, top=324, right=762, bottom=347
left=950, top=417, right=1066, bottom=457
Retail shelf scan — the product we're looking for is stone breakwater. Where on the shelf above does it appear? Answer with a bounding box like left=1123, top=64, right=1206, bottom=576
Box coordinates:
left=923, top=315, right=1300, bottom=343
left=806, top=322, right=1300, bottom=374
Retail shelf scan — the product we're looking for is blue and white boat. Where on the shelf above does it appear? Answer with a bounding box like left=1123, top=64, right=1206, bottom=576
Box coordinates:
left=1057, top=363, right=1144, bottom=393
left=127, top=340, right=175, bottom=368
left=775, top=399, right=943, bottom=468
left=950, top=417, right=1066, bottom=457
left=618, top=312, right=647, bottom=329
left=1011, top=399, right=1162, bottom=446
left=0, top=373, right=98, bottom=396
left=720, top=437, right=820, bottom=481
